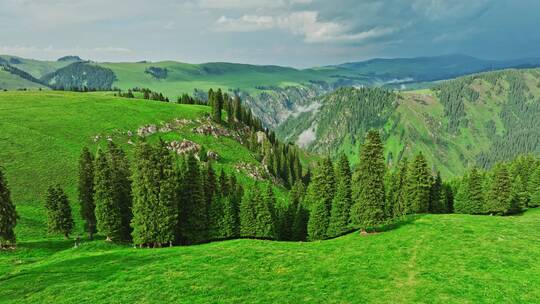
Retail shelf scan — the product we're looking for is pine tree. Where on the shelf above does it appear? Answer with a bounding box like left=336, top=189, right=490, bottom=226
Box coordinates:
left=179, top=153, right=208, bottom=244
left=221, top=195, right=240, bottom=239
left=240, top=186, right=258, bottom=237
left=291, top=181, right=308, bottom=241
left=94, top=149, right=123, bottom=242
left=212, top=88, right=224, bottom=123
left=78, top=147, right=96, bottom=239
left=45, top=185, right=74, bottom=239
left=131, top=140, right=178, bottom=247
left=0, top=167, right=17, bottom=248
left=486, top=164, right=515, bottom=215
left=405, top=152, right=432, bottom=214
left=257, top=184, right=277, bottom=239
left=350, top=130, right=386, bottom=229
left=529, top=166, right=540, bottom=207
left=107, top=142, right=132, bottom=240
left=327, top=154, right=352, bottom=237
left=512, top=175, right=528, bottom=212
left=306, top=157, right=335, bottom=240
left=391, top=158, right=409, bottom=217
left=429, top=172, right=445, bottom=213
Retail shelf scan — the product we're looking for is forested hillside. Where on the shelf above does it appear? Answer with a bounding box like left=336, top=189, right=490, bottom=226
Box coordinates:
left=277, top=68, right=540, bottom=177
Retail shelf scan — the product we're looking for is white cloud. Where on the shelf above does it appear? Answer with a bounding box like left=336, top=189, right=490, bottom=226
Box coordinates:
left=215, top=11, right=398, bottom=43
left=195, top=0, right=311, bottom=9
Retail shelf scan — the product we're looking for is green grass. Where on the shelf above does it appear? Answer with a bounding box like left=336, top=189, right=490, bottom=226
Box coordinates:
left=0, top=90, right=282, bottom=240
left=1, top=209, right=538, bottom=303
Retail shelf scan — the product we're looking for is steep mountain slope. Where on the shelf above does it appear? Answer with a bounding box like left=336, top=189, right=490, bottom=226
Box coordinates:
left=277, top=68, right=540, bottom=177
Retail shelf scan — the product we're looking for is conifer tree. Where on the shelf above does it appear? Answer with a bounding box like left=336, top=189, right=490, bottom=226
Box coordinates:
left=291, top=181, right=308, bottom=241
left=405, top=152, right=432, bottom=214
left=350, top=130, right=386, bottom=229
left=306, top=157, right=335, bottom=240
left=327, top=154, right=352, bottom=237
left=131, top=141, right=178, bottom=247
left=212, top=88, right=224, bottom=123
left=240, top=186, right=258, bottom=237
left=486, top=164, right=515, bottom=215
left=429, top=172, right=445, bottom=213
left=0, top=167, right=17, bottom=248
left=258, top=184, right=277, bottom=239
left=78, top=147, right=96, bottom=239
left=512, top=175, right=528, bottom=212
left=45, top=185, right=74, bottom=239
left=529, top=166, right=540, bottom=207
left=218, top=169, right=229, bottom=197
left=107, top=142, right=132, bottom=240
left=221, top=194, right=240, bottom=239
left=179, top=153, right=208, bottom=244
left=391, top=158, right=409, bottom=217
left=94, top=149, right=123, bottom=242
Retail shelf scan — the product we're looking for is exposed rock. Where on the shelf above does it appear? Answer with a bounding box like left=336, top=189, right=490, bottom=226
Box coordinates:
left=137, top=124, right=157, bottom=137
left=168, top=139, right=201, bottom=155
left=159, top=122, right=172, bottom=133
left=207, top=150, right=219, bottom=160
left=256, top=131, right=267, bottom=144
left=127, top=130, right=133, bottom=137
left=234, top=162, right=267, bottom=181
left=93, top=135, right=101, bottom=142
left=193, top=124, right=230, bottom=138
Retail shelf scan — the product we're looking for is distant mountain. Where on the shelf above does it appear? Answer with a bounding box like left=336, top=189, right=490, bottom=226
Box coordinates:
left=331, top=54, right=540, bottom=84
left=276, top=68, right=540, bottom=177
left=2, top=54, right=540, bottom=128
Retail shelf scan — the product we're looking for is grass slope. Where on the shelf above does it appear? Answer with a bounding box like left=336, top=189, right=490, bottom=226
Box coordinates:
left=0, top=69, right=47, bottom=90
left=1, top=209, right=538, bottom=303
left=0, top=91, right=272, bottom=239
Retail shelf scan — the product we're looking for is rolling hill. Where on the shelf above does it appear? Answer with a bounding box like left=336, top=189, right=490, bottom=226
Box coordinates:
left=277, top=68, right=540, bottom=177
left=3, top=54, right=540, bottom=127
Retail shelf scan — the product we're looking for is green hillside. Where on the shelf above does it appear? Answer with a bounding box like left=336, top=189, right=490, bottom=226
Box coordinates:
left=1, top=208, right=538, bottom=303
left=0, top=69, right=47, bottom=90
left=0, top=55, right=73, bottom=78
left=277, top=68, right=540, bottom=177
left=0, top=91, right=281, bottom=239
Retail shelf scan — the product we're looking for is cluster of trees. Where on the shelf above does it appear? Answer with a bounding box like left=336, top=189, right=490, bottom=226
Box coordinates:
left=42, top=62, right=116, bottom=91
left=0, top=167, right=17, bottom=248
left=74, top=140, right=307, bottom=246
left=454, top=154, right=540, bottom=215
left=434, top=76, right=479, bottom=134
left=299, top=130, right=452, bottom=241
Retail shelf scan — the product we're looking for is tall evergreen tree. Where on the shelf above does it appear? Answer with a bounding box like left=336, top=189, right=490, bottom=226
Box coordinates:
left=429, top=171, right=445, bottom=213
left=45, top=185, right=74, bottom=239
left=350, top=130, right=386, bottom=229
left=212, top=88, right=224, bottom=123
left=0, top=167, right=17, bottom=248
left=240, top=186, right=258, bottom=237
left=486, top=164, right=516, bottom=215
left=179, top=153, right=207, bottom=244
left=405, top=153, right=432, bottom=214
left=78, top=147, right=96, bottom=239
left=291, top=181, right=308, bottom=241
left=131, top=140, right=178, bottom=247
left=529, top=166, right=540, bottom=207
left=390, top=158, right=409, bottom=217
left=327, top=154, right=352, bottom=237
left=107, top=142, right=132, bottom=240
left=306, top=157, right=335, bottom=240
left=94, top=149, right=123, bottom=242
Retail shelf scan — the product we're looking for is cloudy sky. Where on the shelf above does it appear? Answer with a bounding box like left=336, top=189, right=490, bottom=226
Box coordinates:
left=0, top=0, right=538, bottom=67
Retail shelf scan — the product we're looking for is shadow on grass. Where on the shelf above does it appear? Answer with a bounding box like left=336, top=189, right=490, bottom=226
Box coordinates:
left=323, top=214, right=425, bottom=240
